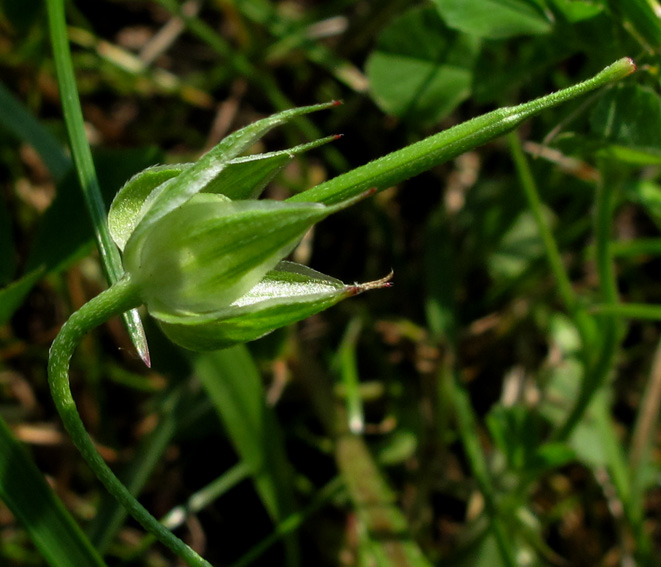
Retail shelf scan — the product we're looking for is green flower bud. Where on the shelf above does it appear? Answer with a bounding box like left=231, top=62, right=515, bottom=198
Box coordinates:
left=106, top=101, right=390, bottom=351
left=123, top=193, right=349, bottom=316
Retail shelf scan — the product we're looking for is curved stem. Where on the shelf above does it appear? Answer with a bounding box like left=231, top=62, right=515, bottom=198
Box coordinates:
left=48, top=276, right=213, bottom=567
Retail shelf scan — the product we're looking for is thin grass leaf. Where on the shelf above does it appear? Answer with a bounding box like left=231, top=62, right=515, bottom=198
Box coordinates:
left=450, top=376, right=518, bottom=567
left=335, top=318, right=365, bottom=434
left=0, top=414, right=107, bottom=567
left=193, top=346, right=300, bottom=567
left=0, top=81, right=71, bottom=181
left=231, top=477, right=345, bottom=567
left=591, top=302, right=661, bottom=320
left=0, top=268, right=44, bottom=325
left=45, top=0, right=150, bottom=365
left=298, top=348, right=433, bottom=567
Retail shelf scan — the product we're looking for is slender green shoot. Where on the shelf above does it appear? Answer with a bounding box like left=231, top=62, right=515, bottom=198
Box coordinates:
left=591, top=302, right=661, bottom=319
left=450, top=377, right=518, bottom=567
left=47, top=276, right=213, bottom=567
left=507, top=132, right=593, bottom=350
left=336, top=318, right=365, bottom=434
left=555, top=162, right=621, bottom=441
left=127, top=462, right=251, bottom=561
left=230, top=477, right=345, bottom=567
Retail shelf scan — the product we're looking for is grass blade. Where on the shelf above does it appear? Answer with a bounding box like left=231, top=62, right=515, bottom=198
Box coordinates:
left=0, top=414, right=107, bottom=567
left=231, top=477, right=344, bottom=567
left=0, top=81, right=71, bottom=182
left=335, top=318, right=365, bottom=434
left=45, top=0, right=150, bottom=365
left=193, top=346, right=300, bottom=566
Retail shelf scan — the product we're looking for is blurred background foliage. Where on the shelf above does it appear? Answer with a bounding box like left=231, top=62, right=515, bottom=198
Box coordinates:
left=2, top=0, right=661, bottom=566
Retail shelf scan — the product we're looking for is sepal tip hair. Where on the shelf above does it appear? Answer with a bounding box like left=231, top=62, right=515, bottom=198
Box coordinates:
left=347, top=270, right=394, bottom=295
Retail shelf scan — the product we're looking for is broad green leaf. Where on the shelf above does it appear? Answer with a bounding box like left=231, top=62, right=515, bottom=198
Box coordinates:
left=486, top=405, right=575, bottom=474
left=0, top=414, right=107, bottom=567
left=539, top=357, right=615, bottom=469
left=488, top=209, right=551, bottom=280
left=549, top=0, right=604, bottom=21
left=156, top=262, right=390, bottom=351
left=528, top=443, right=575, bottom=473
left=366, top=7, right=480, bottom=125
left=590, top=84, right=661, bottom=164
left=625, top=180, right=661, bottom=228
left=432, top=0, right=552, bottom=38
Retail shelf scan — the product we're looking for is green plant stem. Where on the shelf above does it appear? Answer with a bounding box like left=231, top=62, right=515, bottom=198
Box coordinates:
left=231, top=476, right=345, bottom=567
left=46, top=0, right=150, bottom=365
left=555, top=166, right=620, bottom=442
left=47, top=277, right=213, bottom=567
left=450, top=374, right=518, bottom=567
left=336, top=318, right=364, bottom=434
left=289, top=58, right=636, bottom=206
left=591, top=302, right=661, bottom=319
left=128, top=462, right=251, bottom=561
left=507, top=132, right=593, bottom=350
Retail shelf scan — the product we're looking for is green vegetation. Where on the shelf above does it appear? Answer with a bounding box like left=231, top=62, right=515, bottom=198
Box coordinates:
left=2, top=1, right=661, bottom=566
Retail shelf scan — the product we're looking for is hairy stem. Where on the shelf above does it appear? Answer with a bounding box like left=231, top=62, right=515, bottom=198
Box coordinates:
left=48, top=276, right=213, bottom=567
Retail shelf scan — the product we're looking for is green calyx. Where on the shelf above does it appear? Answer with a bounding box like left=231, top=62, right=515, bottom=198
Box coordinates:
left=125, top=193, right=354, bottom=316
left=107, top=101, right=386, bottom=351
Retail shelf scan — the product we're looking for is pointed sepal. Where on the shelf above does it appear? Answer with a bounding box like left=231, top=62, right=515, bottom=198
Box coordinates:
left=155, top=262, right=392, bottom=351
